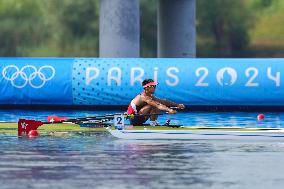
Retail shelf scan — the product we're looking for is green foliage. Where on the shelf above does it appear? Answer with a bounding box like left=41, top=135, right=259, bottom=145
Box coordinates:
left=250, top=0, right=273, bottom=9
left=197, top=0, right=253, bottom=57
left=0, top=0, right=283, bottom=57
left=40, top=0, right=99, bottom=56
left=249, top=0, right=284, bottom=41
left=56, top=0, right=99, bottom=56
left=0, top=0, right=48, bottom=56
left=140, top=0, right=157, bottom=57
left=245, top=0, right=284, bottom=57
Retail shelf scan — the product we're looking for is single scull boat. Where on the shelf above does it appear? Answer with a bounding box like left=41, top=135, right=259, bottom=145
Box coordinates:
left=108, top=127, right=284, bottom=140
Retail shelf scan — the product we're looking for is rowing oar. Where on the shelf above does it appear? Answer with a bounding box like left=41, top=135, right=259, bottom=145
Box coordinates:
left=47, top=107, right=180, bottom=123
left=18, top=116, right=117, bottom=136
left=18, top=112, right=128, bottom=136
left=47, top=113, right=128, bottom=123
left=47, top=112, right=166, bottom=123
left=18, top=108, right=180, bottom=136
left=18, top=118, right=74, bottom=136
left=18, top=119, right=46, bottom=136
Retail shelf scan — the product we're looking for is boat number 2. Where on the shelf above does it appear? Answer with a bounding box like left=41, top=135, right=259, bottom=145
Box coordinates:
left=195, top=67, right=280, bottom=87
left=114, top=115, right=125, bottom=127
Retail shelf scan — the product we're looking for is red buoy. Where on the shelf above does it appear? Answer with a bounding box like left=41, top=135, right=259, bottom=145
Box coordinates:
left=257, top=114, right=265, bottom=121
left=28, top=130, right=39, bottom=138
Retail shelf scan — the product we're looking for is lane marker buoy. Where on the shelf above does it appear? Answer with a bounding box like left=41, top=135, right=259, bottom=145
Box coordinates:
left=257, top=114, right=265, bottom=121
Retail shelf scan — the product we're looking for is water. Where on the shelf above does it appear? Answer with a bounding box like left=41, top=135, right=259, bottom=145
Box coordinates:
left=1, top=109, right=284, bottom=128
left=1, top=133, right=284, bottom=189
left=1, top=110, right=284, bottom=189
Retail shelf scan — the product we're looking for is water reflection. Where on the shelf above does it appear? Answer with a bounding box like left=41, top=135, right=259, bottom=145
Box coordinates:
left=0, top=134, right=216, bottom=189
left=2, top=132, right=284, bottom=189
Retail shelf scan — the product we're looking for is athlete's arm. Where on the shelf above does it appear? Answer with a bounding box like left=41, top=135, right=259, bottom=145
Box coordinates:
left=153, top=97, right=185, bottom=110
left=153, top=97, right=178, bottom=107
left=141, top=95, right=176, bottom=113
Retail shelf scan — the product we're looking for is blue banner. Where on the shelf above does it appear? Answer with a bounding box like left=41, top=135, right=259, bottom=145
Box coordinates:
left=72, top=58, right=284, bottom=106
left=0, top=58, right=284, bottom=106
left=0, top=58, right=73, bottom=105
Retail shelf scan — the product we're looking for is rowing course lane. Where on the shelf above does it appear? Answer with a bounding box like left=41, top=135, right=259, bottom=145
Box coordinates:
left=1, top=133, right=284, bottom=189
left=0, top=110, right=284, bottom=128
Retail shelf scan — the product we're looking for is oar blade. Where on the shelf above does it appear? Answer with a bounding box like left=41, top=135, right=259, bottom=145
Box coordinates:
left=47, top=116, right=68, bottom=122
left=18, top=119, right=44, bottom=136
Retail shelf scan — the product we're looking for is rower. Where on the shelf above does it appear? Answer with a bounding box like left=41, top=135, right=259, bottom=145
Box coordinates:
left=127, top=79, right=185, bottom=126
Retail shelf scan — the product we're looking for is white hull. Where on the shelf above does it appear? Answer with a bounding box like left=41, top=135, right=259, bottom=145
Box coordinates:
left=108, top=128, right=284, bottom=140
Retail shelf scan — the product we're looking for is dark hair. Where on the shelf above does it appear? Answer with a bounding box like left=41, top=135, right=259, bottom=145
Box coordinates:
left=142, top=79, right=154, bottom=87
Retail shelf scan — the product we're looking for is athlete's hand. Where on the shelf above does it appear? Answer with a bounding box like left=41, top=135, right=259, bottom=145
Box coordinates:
left=168, top=109, right=177, bottom=114
left=177, top=104, right=185, bottom=110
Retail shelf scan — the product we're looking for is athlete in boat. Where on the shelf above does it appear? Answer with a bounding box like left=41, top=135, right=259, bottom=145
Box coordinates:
left=127, top=79, right=185, bottom=126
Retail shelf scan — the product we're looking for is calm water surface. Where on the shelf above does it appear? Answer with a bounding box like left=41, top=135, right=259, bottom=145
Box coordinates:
left=1, top=110, right=284, bottom=189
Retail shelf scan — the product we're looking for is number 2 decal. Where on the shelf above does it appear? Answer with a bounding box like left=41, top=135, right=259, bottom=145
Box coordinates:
left=114, top=115, right=124, bottom=127
left=116, top=116, right=122, bottom=124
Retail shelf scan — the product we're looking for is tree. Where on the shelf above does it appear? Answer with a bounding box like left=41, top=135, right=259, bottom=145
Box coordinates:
left=50, top=0, right=99, bottom=56
left=0, top=0, right=48, bottom=56
left=140, top=0, right=157, bottom=57
left=197, top=0, right=253, bottom=57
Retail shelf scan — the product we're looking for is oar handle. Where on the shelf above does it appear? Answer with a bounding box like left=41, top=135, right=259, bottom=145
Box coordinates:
left=170, top=106, right=178, bottom=110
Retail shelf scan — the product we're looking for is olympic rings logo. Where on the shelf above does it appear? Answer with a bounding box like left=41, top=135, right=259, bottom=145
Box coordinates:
left=2, top=65, right=56, bottom=88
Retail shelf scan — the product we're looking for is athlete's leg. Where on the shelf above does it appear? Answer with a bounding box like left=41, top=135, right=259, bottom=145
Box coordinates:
left=129, top=105, right=151, bottom=125
left=138, top=104, right=152, bottom=122
left=149, top=107, right=160, bottom=121
left=139, top=105, right=160, bottom=126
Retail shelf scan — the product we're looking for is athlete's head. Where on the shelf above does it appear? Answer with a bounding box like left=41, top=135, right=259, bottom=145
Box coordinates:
left=142, top=79, right=157, bottom=93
